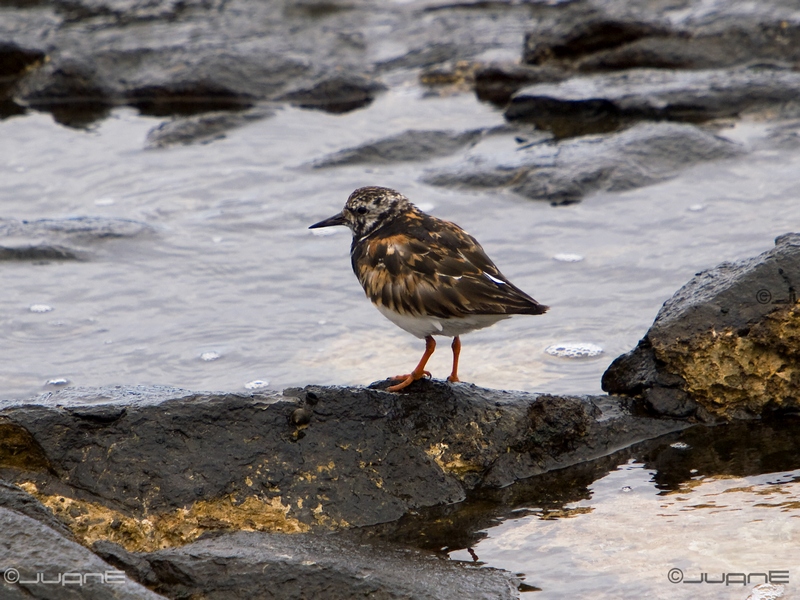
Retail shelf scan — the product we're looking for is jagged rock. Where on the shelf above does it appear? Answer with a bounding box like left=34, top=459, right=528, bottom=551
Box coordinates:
left=424, top=121, right=742, bottom=205
left=311, top=129, right=484, bottom=168
left=505, top=67, right=800, bottom=137
left=0, top=382, right=686, bottom=552
left=603, top=233, right=800, bottom=420
left=98, top=531, right=521, bottom=600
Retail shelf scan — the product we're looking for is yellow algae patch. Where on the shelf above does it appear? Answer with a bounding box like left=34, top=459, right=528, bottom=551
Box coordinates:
left=310, top=502, right=349, bottom=529
left=652, top=304, right=800, bottom=418
left=18, top=482, right=308, bottom=553
left=425, top=443, right=482, bottom=476
left=316, top=461, right=336, bottom=474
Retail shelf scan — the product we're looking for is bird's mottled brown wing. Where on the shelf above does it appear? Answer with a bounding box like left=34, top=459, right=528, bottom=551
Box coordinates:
left=351, top=211, right=548, bottom=319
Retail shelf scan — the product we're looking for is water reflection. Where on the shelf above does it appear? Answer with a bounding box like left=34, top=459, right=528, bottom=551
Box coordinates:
left=358, top=416, right=800, bottom=597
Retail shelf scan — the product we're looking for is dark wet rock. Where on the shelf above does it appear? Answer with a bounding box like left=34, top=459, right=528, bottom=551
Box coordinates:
left=424, top=121, right=741, bottom=205
left=0, top=41, right=44, bottom=78
left=3, top=0, right=542, bottom=125
left=522, top=6, right=800, bottom=72
left=0, top=41, right=46, bottom=119
left=524, top=15, right=672, bottom=67
left=0, top=382, right=686, bottom=552
left=311, top=129, right=484, bottom=168
left=603, top=233, right=800, bottom=421
left=17, top=49, right=309, bottom=118
left=102, top=531, right=521, bottom=600
left=506, top=67, right=800, bottom=137
left=278, top=74, right=386, bottom=114
left=0, top=217, right=153, bottom=260
left=366, top=412, right=800, bottom=555
left=0, top=216, right=152, bottom=239
left=473, top=63, right=568, bottom=106
left=144, top=107, right=274, bottom=149
left=0, top=480, right=73, bottom=539
left=0, top=506, right=167, bottom=599
left=0, top=245, right=80, bottom=260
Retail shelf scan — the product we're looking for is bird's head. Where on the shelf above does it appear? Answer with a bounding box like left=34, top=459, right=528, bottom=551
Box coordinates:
left=309, top=186, right=411, bottom=239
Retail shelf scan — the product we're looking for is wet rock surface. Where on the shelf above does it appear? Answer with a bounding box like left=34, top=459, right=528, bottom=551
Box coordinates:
left=358, top=412, right=800, bottom=552
left=97, top=531, right=520, bottom=600
left=521, top=4, right=800, bottom=72
left=0, top=0, right=535, bottom=126
left=310, top=129, right=485, bottom=168
left=505, top=67, right=800, bottom=137
left=0, top=217, right=153, bottom=260
left=0, top=382, right=687, bottom=554
left=603, top=232, right=800, bottom=420
left=144, top=107, right=274, bottom=149
left=424, top=121, right=742, bottom=205
left=0, top=505, right=166, bottom=599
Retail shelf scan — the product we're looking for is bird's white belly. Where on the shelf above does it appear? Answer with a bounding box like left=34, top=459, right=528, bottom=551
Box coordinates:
left=375, top=304, right=511, bottom=338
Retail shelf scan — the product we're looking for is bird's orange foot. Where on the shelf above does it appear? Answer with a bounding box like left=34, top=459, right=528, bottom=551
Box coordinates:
left=446, top=374, right=460, bottom=383
left=387, top=370, right=431, bottom=392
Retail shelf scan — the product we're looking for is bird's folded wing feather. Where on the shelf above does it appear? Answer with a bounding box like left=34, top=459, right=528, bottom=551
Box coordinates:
left=353, top=221, right=548, bottom=319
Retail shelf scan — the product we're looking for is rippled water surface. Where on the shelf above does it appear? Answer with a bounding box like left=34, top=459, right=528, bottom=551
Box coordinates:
left=3, top=91, right=800, bottom=400
left=3, top=76, right=800, bottom=597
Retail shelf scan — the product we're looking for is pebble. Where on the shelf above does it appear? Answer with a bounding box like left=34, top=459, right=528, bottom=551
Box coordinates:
left=200, top=351, right=221, bottom=361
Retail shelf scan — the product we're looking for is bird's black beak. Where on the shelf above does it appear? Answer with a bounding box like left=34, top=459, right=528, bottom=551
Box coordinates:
left=309, top=212, right=346, bottom=229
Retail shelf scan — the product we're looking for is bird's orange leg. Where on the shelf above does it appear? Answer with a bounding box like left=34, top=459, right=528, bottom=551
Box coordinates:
left=447, top=336, right=461, bottom=383
left=387, top=335, right=436, bottom=392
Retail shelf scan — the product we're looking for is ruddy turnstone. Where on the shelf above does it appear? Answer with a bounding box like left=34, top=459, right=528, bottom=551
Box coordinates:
left=310, top=186, right=548, bottom=392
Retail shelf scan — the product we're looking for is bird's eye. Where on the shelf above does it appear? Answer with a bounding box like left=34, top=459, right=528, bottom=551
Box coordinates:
left=356, top=206, right=368, bottom=215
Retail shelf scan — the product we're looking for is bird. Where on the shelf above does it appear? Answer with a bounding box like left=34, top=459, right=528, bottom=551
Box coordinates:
left=310, top=186, right=548, bottom=392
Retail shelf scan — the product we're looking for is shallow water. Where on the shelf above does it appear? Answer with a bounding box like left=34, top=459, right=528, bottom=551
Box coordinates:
left=2, top=83, right=800, bottom=597
left=428, top=418, right=800, bottom=599
left=2, top=90, right=800, bottom=401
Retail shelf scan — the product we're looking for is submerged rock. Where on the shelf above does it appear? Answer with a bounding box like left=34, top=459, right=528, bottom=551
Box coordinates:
left=276, top=74, right=387, bottom=114
left=311, top=129, right=484, bottom=168
left=0, top=217, right=153, bottom=260
left=145, top=107, right=274, bottom=149
left=424, top=121, right=741, bottom=205
left=603, top=233, right=800, bottom=421
left=0, top=382, right=686, bottom=553
left=506, top=67, right=800, bottom=137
